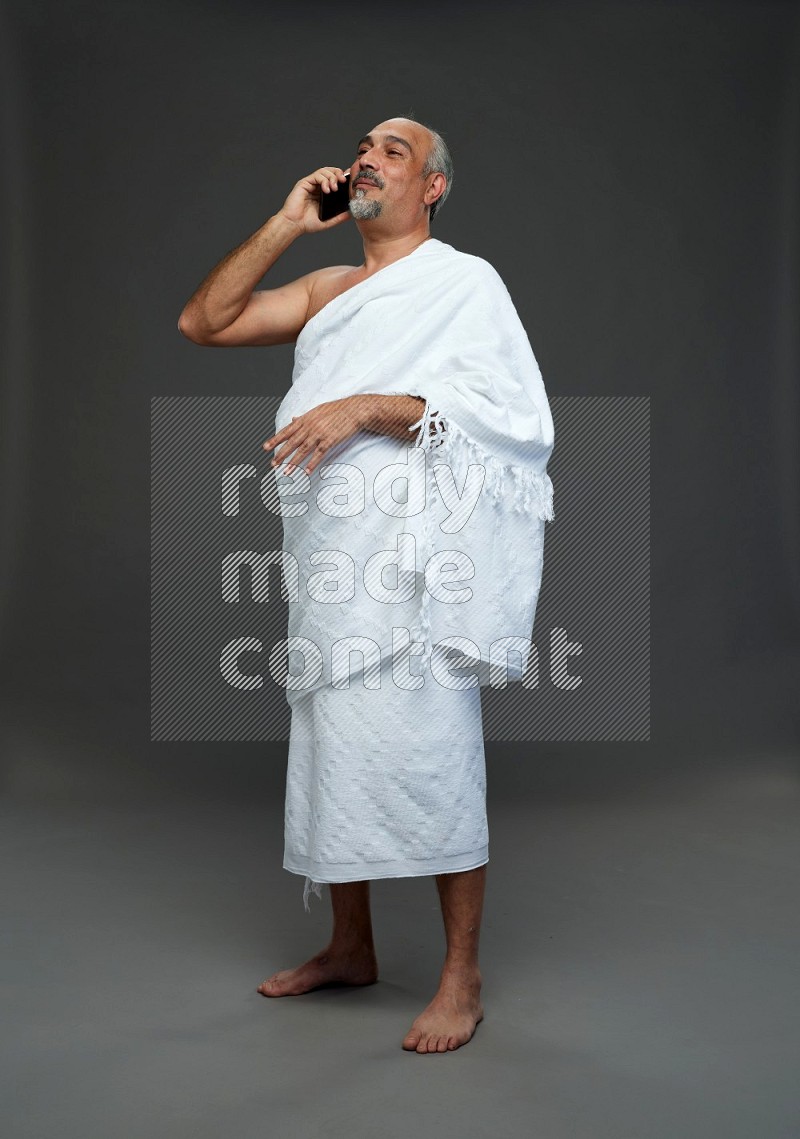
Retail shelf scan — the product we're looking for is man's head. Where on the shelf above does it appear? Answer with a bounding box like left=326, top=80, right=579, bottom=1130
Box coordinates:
left=349, top=116, right=453, bottom=228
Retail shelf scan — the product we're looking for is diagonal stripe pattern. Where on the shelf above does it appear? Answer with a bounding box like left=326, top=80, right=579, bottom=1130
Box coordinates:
left=151, top=395, right=649, bottom=742
left=482, top=395, right=650, bottom=741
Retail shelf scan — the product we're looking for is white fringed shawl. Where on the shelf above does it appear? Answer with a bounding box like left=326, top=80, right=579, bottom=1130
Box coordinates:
left=272, top=237, right=554, bottom=698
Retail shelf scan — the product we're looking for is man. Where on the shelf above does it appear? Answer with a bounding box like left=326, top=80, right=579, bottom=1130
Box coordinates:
left=178, top=116, right=554, bottom=1054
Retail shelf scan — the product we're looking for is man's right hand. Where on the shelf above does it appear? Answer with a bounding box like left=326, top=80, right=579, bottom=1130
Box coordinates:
left=279, top=167, right=352, bottom=235
left=177, top=165, right=353, bottom=347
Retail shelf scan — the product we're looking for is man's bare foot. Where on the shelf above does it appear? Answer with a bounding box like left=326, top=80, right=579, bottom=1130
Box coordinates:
left=257, top=944, right=379, bottom=997
left=402, top=966, right=483, bottom=1053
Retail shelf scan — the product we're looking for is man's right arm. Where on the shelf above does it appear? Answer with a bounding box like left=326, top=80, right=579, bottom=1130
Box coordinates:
left=177, top=165, right=351, bottom=348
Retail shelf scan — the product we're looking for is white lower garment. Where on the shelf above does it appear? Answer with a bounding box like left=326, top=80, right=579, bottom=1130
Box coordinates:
left=282, top=652, right=489, bottom=910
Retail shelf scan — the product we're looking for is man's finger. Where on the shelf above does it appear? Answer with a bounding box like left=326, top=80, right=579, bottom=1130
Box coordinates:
left=263, top=416, right=302, bottom=451
left=272, top=434, right=305, bottom=467
left=284, top=437, right=320, bottom=474
left=263, top=431, right=288, bottom=451
left=303, top=442, right=330, bottom=475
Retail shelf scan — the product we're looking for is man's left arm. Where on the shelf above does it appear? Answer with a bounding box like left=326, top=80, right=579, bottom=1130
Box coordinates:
left=263, top=394, right=428, bottom=475
left=359, top=394, right=427, bottom=441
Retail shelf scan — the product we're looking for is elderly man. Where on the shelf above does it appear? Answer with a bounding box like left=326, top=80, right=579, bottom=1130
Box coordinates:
left=178, top=116, right=554, bottom=1054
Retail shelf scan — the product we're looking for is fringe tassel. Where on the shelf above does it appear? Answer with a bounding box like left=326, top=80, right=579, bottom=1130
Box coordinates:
left=408, top=400, right=554, bottom=521
left=435, top=417, right=555, bottom=521
left=303, top=875, right=323, bottom=912
left=407, top=400, right=448, bottom=452
left=405, top=397, right=555, bottom=671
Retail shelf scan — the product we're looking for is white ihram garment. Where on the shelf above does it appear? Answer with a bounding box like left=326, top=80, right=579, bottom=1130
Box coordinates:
left=270, top=238, right=555, bottom=909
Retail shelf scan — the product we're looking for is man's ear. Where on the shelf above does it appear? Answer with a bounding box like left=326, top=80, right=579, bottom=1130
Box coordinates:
left=426, top=174, right=444, bottom=208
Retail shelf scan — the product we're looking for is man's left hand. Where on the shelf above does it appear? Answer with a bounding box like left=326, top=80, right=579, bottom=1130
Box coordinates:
left=263, top=396, right=366, bottom=476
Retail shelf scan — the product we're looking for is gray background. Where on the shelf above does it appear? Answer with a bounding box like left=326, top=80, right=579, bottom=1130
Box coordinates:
left=1, top=2, right=799, bottom=1137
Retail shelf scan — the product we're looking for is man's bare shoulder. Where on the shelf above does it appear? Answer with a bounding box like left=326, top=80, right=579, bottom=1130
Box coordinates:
left=310, top=263, right=361, bottom=280
left=304, top=263, right=365, bottom=325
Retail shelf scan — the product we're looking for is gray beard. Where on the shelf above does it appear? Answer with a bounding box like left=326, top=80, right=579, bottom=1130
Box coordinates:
left=349, top=190, right=382, bottom=220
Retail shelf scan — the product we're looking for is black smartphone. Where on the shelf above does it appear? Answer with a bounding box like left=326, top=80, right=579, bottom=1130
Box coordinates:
left=318, top=172, right=351, bottom=221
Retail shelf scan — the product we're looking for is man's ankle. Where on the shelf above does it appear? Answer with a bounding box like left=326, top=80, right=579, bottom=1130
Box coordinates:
left=440, top=959, right=482, bottom=981
left=328, top=934, right=376, bottom=956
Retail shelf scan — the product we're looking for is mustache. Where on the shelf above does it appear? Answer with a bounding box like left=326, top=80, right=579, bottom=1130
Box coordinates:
left=352, top=172, right=383, bottom=188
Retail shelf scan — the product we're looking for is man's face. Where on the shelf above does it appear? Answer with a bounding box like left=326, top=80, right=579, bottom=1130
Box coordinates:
left=349, top=118, right=433, bottom=223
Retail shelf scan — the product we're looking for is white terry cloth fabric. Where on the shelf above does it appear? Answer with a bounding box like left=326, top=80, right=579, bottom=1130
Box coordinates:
left=284, top=650, right=488, bottom=911
left=270, top=237, right=555, bottom=908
